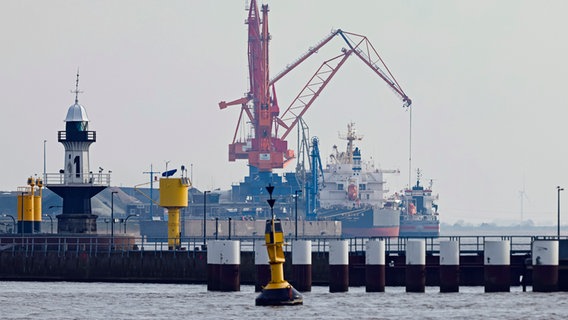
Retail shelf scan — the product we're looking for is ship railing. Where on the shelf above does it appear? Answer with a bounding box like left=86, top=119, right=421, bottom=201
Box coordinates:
left=44, top=172, right=111, bottom=186
left=400, top=214, right=439, bottom=221
left=0, top=234, right=549, bottom=257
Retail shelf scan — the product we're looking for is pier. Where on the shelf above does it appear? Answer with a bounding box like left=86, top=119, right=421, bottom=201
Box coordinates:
left=1, top=235, right=567, bottom=291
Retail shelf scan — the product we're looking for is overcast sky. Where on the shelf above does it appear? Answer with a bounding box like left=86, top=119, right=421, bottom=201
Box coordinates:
left=1, top=1, right=568, bottom=226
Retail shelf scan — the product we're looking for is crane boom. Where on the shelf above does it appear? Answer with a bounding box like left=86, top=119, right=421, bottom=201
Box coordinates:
left=270, top=29, right=340, bottom=85
left=339, top=30, right=411, bottom=107
left=278, top=50, right=352, bottom=140
left=276, top=30, right=412, bottom=140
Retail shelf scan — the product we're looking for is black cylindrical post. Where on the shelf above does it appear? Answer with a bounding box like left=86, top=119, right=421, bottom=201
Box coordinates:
left=439, top=240, right=460, bottom=293
left=329, top=240, right=349, bottom=292
left=365, top=239, right=385, bottom=292
left=406, top=239, right=426, bottom=293
left=484, top=240, right=510, bottom=292
left=532, top=240, right=559, bottom=292
left=292, top=240, right=312, bottom=292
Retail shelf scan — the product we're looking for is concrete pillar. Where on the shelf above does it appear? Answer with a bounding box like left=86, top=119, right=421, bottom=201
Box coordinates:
left=532, top=240, right=559, bottom=292
left=329, top=240, right=349, bottom=292
left=207, top=240, right=240, bottom=291
left=292, top=240, right=312, bottom=292
left=254, top=239, right=270, bottom=292
left=439, top=240, right=460, bottom=292
left=484, top=240, right=510, bottom=292
left=365, top=239, right=385, bottom=292
left=406, top=239, right=426, bottom=293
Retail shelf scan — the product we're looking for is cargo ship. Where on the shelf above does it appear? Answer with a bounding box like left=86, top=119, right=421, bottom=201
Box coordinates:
left=398, top=169, right=440, bottom=237
left=317, top=123, right=401, bottom=237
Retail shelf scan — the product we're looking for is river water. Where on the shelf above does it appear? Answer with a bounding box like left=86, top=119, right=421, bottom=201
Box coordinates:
left=0, top=282, right=566, bottom=319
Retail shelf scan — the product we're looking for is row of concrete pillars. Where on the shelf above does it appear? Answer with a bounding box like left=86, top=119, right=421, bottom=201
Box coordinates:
left=205, top=239, right=560, bottom=293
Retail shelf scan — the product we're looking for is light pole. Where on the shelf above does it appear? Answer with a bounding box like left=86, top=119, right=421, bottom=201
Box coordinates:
left=20, top=191, right=24, bottom=236
left=124, top=213, right=139, bottom=233
left=43, top=139, right=47, bottom=183
left=558, top=186, right=564, bottom=239
left=294, top=190, right=302, bottom=240
left=1, top=214, right=16, bottom=234
left=43, top=214, right=53, bottom=234
left=203, top=190, right=210, bottom=246
left=111, top=191, right=118, bottom=248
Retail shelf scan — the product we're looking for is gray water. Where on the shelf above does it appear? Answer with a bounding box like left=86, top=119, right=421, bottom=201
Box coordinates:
left=0, top=282, right=566, bottom=319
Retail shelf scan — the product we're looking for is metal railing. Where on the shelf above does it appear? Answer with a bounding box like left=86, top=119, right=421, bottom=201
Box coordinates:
left=0, top=235, right=548, bottom=257
left=44, top=172, right=110, bottom=186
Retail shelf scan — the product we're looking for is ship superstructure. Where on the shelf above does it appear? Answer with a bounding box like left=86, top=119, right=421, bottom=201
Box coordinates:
left=398, top=169, right=440, bottom=237
left=318, top=123, right=401, bottom=237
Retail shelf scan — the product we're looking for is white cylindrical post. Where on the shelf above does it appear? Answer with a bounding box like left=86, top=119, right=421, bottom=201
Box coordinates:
left=406, top=239, right=426, bottom=293
left=329, top=240, right=349, bottom=292
left=207, top=240, right=219, bottom=291
left=292, top=240, right=312, bottom=292
left=254, top=239, right=270, bottom=292
left=365, top=239, right=385, bottom=292
left=532, top=240, right=559, bottom=292
left=207, top=240, right=240, bottom=291
left=484, top=240, right=510, bottom=292
left=439, top=240, right=460, bottom=292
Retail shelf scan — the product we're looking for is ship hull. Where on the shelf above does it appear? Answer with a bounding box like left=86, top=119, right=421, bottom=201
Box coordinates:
left=342, top=226, right=399, bottom=237
left=329, top=207, right=400, bottom=238
left=399, top=219, right=440, bottom=238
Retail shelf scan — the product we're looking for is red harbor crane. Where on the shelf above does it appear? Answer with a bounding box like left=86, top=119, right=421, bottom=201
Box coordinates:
left=219, top=0, right=411, bottom=173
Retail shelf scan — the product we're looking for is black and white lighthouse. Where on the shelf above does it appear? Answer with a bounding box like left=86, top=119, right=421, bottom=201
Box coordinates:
left=46, top=73, right=109, bottom=234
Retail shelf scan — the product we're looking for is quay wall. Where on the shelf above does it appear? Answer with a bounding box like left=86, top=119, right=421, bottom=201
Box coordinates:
left=0, top=250, right=536, bottom=287
left=2, top=236, right=568, bottom=288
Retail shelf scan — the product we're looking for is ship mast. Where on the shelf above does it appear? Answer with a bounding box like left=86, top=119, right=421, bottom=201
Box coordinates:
left=338, top=122, right=363, bottom=164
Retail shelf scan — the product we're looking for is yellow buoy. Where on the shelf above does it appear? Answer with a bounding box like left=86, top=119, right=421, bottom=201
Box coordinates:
left=255, top=185, right=302, bottom=306
left=159, top=177, right=190, bottom=250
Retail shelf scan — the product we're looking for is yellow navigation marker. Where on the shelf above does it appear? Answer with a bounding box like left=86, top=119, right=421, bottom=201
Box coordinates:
left=255, top=184, right=303, bottom=306
left=159, top=175, right=190, bottom=250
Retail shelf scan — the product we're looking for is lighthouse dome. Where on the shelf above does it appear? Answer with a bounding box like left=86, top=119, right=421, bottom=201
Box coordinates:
left=65, top=102, right=89, bottom=122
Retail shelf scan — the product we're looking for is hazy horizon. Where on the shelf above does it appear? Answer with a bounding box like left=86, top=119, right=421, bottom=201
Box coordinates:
left=2, top=1, right=568, bottom=227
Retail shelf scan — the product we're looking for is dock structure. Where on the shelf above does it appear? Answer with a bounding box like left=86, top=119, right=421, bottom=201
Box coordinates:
left=0, top=235, right=567, bottom=292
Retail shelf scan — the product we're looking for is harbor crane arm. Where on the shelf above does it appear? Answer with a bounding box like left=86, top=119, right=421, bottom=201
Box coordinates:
left=339, top=30, right=411, bottom=107
left=219, top=96, right=250, bottom=110
left=277, top=50, right=352, bottom=140
left=276, top=30, right=411, bottom=140
left=269, top=29, right=341, bottom=85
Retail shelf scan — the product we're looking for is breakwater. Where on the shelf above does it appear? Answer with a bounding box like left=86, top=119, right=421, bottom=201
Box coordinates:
left=1, top=235, right=567, bottom=290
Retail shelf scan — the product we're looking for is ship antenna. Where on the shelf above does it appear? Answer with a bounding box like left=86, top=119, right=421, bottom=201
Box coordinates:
left=72, top=68, right=83, bottom=104
left=416, top=168, right=421, bottom=187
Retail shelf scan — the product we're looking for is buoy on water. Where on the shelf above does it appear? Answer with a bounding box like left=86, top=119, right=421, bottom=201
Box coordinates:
left=255, top=184, right=303, bottom=306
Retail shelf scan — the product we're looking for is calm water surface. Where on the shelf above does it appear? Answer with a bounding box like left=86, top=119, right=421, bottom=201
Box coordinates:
left=0, top=282, right=567, bottom=319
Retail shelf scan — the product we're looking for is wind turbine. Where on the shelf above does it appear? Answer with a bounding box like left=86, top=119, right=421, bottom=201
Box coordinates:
left=519, top=181, right=530, bottom=224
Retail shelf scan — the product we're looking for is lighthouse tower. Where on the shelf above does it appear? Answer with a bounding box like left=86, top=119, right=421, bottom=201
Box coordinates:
left=46, top=73, right=109, bottom=234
